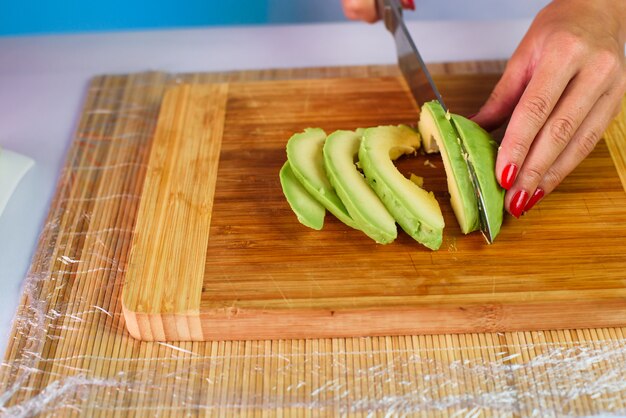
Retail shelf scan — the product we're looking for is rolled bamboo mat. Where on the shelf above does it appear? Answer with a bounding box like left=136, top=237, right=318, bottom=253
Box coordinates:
left=1, top=62, right=626, bottom=417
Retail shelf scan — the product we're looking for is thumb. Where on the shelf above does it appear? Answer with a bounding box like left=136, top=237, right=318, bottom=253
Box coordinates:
left=471, top=55, right=531, bottom=132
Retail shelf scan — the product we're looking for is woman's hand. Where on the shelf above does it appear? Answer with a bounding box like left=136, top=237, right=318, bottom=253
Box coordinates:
left=472, top=0, right=626, bottom=217
left=341, top=0, right=414, bottom=23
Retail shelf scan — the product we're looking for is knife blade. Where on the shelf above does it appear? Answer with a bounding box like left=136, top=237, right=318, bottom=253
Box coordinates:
left=376, top=0, right=446, bottom=111
left=377, top=0, right=495, bottom=244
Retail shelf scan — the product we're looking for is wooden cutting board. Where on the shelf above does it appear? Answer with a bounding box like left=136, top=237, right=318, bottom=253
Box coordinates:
left=121, top=74, right=626, bottom=341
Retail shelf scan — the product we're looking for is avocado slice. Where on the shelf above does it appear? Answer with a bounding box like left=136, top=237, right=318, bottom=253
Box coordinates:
left=450, top=114, right=505, bottom=239
left=418, top=101, right=479, bottom=234
left=323, top=130, right=397, bottom=244
left=286, top=128, right=359, bottom=230
left=359, top=125, right=445, bottom=250
left=279, top=161, right=326, bottom=230
left=409, top=173, right=424, bottom=188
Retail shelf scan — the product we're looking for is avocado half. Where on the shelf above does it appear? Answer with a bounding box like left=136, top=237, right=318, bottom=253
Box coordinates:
left=286, top=128, right=359, bottom=230
left=418, top=101, right=479, bottom=234
left=323, top=130, right=397, bottom=244
left=279, top=161, right=326, bottom=230
left=418, top=101, right=504, bottom=240
left=450, top=114, right=504, bottom=239
left=359, top=125, right=445, bottom=250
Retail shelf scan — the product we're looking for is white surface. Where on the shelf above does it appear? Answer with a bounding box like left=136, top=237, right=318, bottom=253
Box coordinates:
left=269, top=0, right=550, bottom=22
left=0, top=150, right=34, bottom=218
left=0, top=20, right=530, bottom=352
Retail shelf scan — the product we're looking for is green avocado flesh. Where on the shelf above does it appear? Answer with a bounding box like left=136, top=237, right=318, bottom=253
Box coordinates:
left=279, top=161, right=325, bottom=230
left=359, top=125, right=444, bottom=250
left=324, top=130, right=397, bottom=244
left=418, top=101, right=479, bottom=234
left=286, top=128, right=359, bottom=230
left=450, top=114, right=505, bottom=239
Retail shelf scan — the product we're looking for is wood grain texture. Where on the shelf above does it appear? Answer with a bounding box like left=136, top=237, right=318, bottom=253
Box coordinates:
left=121, top=74, right=626, bottom=341
left=3, top=63, right=626, bottom=416
left=605, top=95, right=626, bottom=192
left=123, top=84, right=228, bottom=341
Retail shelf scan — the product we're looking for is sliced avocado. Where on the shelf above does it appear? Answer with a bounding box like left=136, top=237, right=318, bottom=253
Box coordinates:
left=324, top=130, right=397, bottom=244
left=409, top=173, right=424, bottom=188
left=418, top=101, right=479, bottom=234
left=279, top=161, right=325, bottom=230
left=450, top=115, right=505, bottom=239
left=359, top=125, right=445, bottom=250
left=286, top=128, right=359, bottom=230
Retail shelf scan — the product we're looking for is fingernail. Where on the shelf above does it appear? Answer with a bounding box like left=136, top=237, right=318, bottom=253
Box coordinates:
left=500, top=163, right=518, bottom=190
left=405, top=0, right=415, bottom=10
left=510, top=189, right=529, bottom=218
left=524, top=188, right=545, bottom=212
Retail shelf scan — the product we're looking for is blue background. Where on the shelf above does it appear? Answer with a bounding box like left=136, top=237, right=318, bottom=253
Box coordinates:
left=0, top=0, right=550, bottom=37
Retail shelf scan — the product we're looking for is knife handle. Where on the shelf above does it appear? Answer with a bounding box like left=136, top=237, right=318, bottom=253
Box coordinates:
left=376, top=0, right=403, bottom=33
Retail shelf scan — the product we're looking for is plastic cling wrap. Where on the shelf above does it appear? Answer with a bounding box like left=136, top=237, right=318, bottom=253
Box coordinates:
left=1, top=70, right=626, bottom=417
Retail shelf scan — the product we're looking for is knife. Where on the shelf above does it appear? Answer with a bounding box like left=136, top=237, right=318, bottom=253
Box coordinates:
left=377, top=0, right=495, bottom=244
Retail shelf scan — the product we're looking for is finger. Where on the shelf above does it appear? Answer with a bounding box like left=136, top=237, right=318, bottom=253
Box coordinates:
left=342, top=0, right=377, bottom=22
left=524, top=90, right=623, bottom=213
left=471, top=54, right=531, bottom=132
left=495, top=54, right=579, bottom=191
left=503, top=68, right=609, bottom=216
left=400, top=0, right=416, bottom=10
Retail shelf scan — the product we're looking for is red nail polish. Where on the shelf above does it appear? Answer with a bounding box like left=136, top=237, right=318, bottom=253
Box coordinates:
left=510, top=190, right=529, bottom=218
left=500, top=163, right=518, bottom=190
left=524, top=188, right=545, bottom=212
left=405, top=0, right=415, bottom=10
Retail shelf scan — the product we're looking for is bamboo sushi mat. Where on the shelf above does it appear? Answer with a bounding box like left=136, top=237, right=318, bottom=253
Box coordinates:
left=2, top=62, right=626, bottom=417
